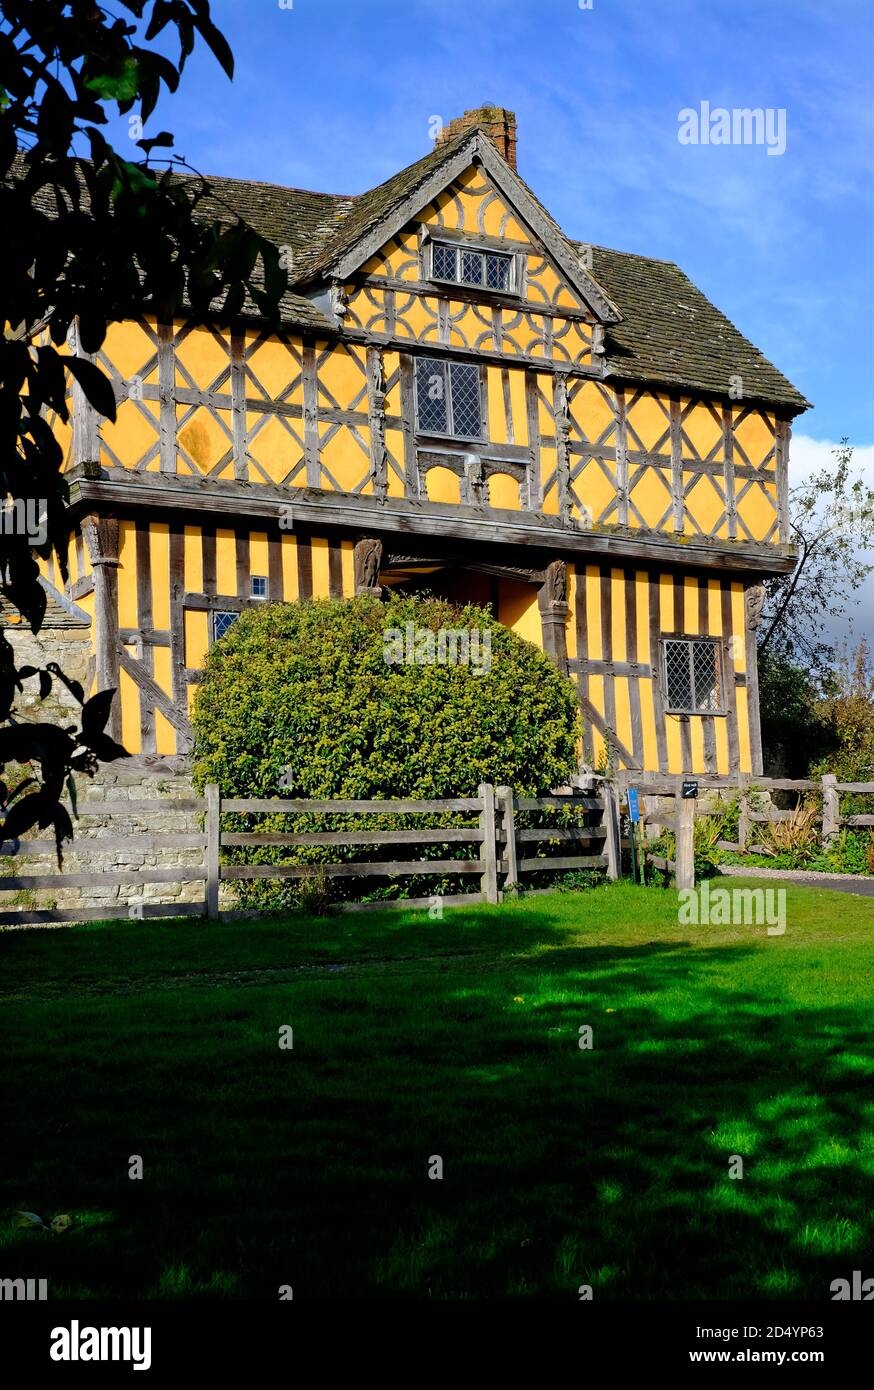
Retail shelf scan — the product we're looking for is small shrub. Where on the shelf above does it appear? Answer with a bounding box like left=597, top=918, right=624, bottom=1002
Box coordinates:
left=192, top=594, right=582, bottom=908
left=761, top=804, right=818, bottom=863
left=295, top=866, right=334, bottom=918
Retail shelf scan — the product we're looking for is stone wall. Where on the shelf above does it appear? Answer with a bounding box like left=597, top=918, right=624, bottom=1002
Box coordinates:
left=0, top=758, right=217, bottom=925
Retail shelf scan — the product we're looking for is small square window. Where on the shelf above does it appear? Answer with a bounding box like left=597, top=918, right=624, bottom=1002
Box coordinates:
left=663, top=638, right=722, bottom=712
left=212, top=610, right=240, bottom=643
left=251, top=576, right=268, bottom=599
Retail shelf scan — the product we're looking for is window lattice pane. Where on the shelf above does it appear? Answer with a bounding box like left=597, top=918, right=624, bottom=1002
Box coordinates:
left=213, top=611, right=240, bottom=643
left=432, top=243, right=457, bottom=281
left=251, top=576, right=268, bottom=599
left=664, top=639, right=693, bottom=710
left=415, top=357, right=448, bottom=433
left=460, top=250, right=484, bottom=286
left=450, top=363, right=483, bottom=438
left=486, top=253, right=511, bottom=290
left=692, top=642, right=720, bottom=711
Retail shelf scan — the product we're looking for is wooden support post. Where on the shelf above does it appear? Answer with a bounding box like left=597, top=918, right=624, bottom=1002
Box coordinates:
left=83, top=514, right=121, bottom=742
left=496, top=785, right=518, bottom=890
left=737, top=774, right=750, bottom=852
left=822, top=774, right=839, bottom=851
left=602, top=781, right=621, bottom=880
left=675, top=793, right=695, bottom=890
left=206, top=783, right=220, bottom=919
left=478, top=782, right=499, bottom=905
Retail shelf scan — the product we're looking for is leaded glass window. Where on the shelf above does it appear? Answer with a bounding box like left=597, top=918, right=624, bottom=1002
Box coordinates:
left=663, top=638, right=722, bottom=712
left=429, top=240, right=514, bottom=293
left=414, top=357, right=483, bottom=439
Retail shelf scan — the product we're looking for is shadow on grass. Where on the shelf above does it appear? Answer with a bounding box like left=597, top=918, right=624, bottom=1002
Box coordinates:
left=2, top=906, right=873, bottom=1300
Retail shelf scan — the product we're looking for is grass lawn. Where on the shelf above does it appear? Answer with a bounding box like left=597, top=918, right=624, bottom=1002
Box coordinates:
left=2, top=879, right=873, bottom=1300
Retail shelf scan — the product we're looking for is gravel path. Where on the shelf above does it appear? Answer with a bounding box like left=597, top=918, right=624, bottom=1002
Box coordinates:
left=720, top=866, right=874, bottom=896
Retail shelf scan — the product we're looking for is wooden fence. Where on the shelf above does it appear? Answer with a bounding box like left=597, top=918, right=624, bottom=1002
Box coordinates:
left=613, top=772, right=874, bottom=887
left=0, top=783, right=616, bottom=928
left=5, top=772, right=868, bottom=926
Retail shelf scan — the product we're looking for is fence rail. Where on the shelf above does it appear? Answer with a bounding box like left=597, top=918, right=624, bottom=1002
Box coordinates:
left=4, top=772, right=869, bottom=926
left=0, top=782, right=615, bottom=927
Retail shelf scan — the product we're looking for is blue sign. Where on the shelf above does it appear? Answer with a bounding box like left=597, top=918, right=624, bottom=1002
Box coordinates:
left=627, top=788, right=640, bottom=823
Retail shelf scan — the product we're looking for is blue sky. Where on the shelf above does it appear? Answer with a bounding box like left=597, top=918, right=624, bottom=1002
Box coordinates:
left=112, top=0, right=874, bottom=638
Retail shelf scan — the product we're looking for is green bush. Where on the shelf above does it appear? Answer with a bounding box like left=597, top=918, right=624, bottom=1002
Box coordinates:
left=192, top=594, right=582, bottom=908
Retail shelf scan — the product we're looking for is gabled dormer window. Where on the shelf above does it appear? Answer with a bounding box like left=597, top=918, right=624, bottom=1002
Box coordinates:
left=429, top=239, right=515, bottom=294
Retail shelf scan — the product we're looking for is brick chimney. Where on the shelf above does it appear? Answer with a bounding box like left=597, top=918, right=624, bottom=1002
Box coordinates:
left=435, top=105, right=517, bottom=170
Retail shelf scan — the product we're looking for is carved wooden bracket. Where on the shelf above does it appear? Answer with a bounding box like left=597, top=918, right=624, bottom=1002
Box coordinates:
left=544, top=558, right=568, bottom=607
left=82, top=514, right=120, bottom=569
left=354, top=537, right=384, bottom=596
left=745, top=582, right=766, bottom=633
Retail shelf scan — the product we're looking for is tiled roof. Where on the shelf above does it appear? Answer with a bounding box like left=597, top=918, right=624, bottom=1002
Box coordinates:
left=585, top=244, right=809, bottom=410
left=191, top=143, right=808, bottom=410
left=14, top=137, right=810, bottom=411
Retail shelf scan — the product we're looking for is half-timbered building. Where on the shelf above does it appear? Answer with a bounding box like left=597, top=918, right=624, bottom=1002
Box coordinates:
left=42, top=106, right=808, bottom=776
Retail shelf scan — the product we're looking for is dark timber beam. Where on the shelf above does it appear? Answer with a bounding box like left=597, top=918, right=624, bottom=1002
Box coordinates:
left=67, top=472, right=798, bottom=577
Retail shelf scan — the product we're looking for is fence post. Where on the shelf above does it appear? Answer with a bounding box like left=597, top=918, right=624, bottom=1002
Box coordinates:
left=602, top=781, right=621, bottom=880
left=496, top=786, right=518, bottom=890
left=675, top=792, right=695, bottom=890
left=822, top=774, right=839, bottom=851
left=478, top=782, right=499, bottom=905
left=206, top=782, right=220, bottom=919
left=737, top=774, right=750, bottom=851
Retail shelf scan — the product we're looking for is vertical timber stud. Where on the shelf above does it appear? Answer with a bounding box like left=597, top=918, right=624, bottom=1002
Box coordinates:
left=722, top=404, right=738, bottom=540
left=134, top=523, right=156, bottom=756
left=206, top=783, right=220, bottom=919
left=399, top=355, right=418, bottom=497
left=675, top=789, right=695, bottom=890
left=822, top=774, right=840, bottom=852
left=744, top=583, right=766, bottom=776
left=230, top=331, right=248, bottom=482
left=366, top=346, right=388, bottom=500
left=478, top=783, right=499, bottom=904
left=70, top=320, right=100, bottom=468
left=525, top=369, right=543, bottom=509
left=83, top=515, right=121, bottom=741
left=669, top=397, right=684, bottom=533
left=721, top=581, right=741, bottom=773
left=576, top=568, right=595, bottom=765
left=496, top=786, right=518, bottom=890
left=614, top=386, right=629, bottom=528
left=302, top=339, right=320, bottom=487
left=775, top=418, right=790, bottom=543
left=157, top=323, right=176, bottom=475
left=649, top=571, right=669, bottom=774
left=553, top=372, right=572, bottom=525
